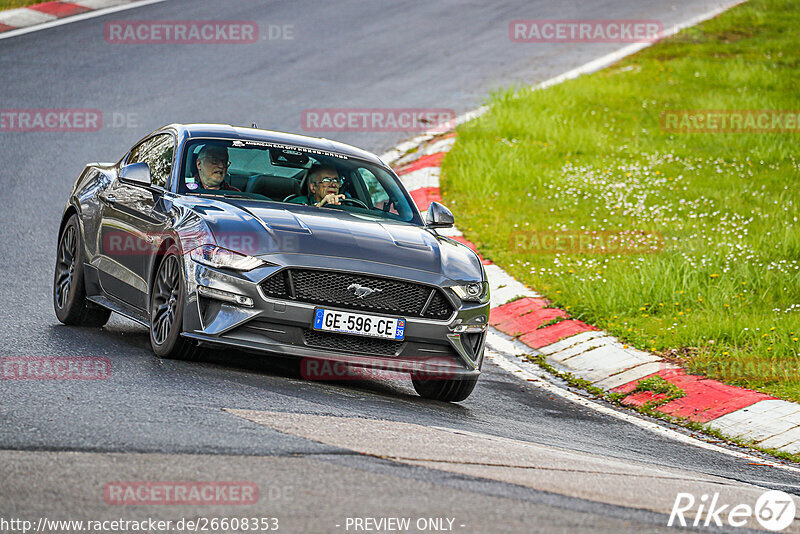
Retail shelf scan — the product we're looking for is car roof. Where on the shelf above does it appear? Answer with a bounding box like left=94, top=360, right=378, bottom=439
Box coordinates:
left=166, top=123, right=385, bottom=166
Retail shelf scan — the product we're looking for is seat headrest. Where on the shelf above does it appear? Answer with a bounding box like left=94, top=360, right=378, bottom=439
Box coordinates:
left=245, top=175, right=300, bottom=201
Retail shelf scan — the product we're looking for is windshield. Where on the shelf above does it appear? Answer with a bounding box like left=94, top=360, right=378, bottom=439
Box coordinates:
left=178, top=138, right=419, bottom=223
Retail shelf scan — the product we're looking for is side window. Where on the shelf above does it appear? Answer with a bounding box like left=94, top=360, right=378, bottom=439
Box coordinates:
left=358, top=168, right=390, bottom=206
left=127, top=134, right=175, bottom=188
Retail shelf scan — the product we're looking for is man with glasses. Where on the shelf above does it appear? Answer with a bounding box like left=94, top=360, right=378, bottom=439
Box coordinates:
left=290, top=164, right=345, bottom=207
left=191, top=143, right=240, bottom=191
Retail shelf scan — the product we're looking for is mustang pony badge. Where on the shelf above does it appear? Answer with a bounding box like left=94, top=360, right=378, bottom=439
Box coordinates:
left=347, top=283, right=383, bottom=299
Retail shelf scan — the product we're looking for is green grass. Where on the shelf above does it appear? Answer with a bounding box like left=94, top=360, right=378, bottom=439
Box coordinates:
left=633, top=376, right=686, bottom=407
left=445, top=0, right=800, bottom=401
left=0, top=0, right=45, bottom=10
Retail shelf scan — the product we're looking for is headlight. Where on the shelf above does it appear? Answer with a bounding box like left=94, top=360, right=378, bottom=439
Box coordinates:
left=451, top=282, right=489, bottom=303
left=189, top=245, right=266, bottom=271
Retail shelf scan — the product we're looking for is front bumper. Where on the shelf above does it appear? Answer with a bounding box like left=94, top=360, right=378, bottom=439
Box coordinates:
left=180, top=260, right=489, bottom=377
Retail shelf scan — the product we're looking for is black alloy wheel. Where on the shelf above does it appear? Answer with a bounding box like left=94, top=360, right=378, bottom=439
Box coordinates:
left=53, top=214, right=111, bottom=327
left=149, top=247, right=200, bottom=361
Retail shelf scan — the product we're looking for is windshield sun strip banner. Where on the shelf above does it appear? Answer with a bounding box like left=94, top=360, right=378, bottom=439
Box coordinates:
left=238, top=140, right=349, bottom=160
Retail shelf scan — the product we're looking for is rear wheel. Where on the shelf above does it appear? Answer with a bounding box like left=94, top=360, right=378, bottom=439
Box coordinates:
left=149, top=248, right=201, bottom=361
left=53, top=215, right=111, bottom=327
left=411, top=374, right=479, bottom=402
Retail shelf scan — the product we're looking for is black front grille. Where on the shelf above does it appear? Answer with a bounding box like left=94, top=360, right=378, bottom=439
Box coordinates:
left=260, top=270, right=289, bottom=296
left=260, top=269, right=454, bottom=319
left=302, top=329, right=403, bottom=356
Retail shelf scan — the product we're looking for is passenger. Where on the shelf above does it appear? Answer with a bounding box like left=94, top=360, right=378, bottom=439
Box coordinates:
left=191, top=144, right=240, bottom=191
left=290, top=164, right=345, bottom=207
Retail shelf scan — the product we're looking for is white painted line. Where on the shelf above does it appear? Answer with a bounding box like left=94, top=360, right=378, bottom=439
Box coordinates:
left=0, top=0, right=169, bottom=40
left=429, top=0, right=748, bottom=136
left=484, top=344, right=800, bottom=474
left=0, top=8, right=55, bottom=27
left=381, top=0, right=747, bottom=168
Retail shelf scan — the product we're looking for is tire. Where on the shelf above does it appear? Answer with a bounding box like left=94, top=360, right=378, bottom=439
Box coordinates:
left=149, top=247, right=201, bottom=361
left=53, top=214, right=112, bottom=327
left=411, top=374, right=479, bottom=402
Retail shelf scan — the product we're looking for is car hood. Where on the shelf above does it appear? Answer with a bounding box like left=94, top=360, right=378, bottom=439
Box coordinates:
left=178, top=197, right=482, bottom=281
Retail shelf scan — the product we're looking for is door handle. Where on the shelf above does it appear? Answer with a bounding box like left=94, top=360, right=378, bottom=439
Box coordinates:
left=100, top=194, right=116, bottom=206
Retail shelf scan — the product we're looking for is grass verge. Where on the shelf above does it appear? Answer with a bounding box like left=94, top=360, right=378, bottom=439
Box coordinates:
left=444, top=0, right=800, bottom=401
left=0, top=0, right=46, bottom=11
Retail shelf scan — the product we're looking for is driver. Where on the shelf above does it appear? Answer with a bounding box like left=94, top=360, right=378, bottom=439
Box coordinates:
left=191, top=143, right=240, bottom=191
left=290, top=164, right=345, bottom=207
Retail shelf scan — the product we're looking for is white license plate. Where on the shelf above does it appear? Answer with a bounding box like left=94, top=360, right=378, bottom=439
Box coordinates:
left=312, top=308, right=405, bottom=341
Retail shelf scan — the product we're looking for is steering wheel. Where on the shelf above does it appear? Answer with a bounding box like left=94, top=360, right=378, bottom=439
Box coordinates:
left=338, top=198, right=369, bottom=209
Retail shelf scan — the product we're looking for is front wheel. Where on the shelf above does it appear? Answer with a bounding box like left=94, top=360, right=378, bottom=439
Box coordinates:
left=411, top=374, right=478, bottom=402
left=53, top=214, right=111, bottom=327
left=149, top=248, right=201, bottom=361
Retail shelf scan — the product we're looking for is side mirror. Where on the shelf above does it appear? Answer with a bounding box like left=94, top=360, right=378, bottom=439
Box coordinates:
left=119, top=162, right=152, bottom=187
left=425, top=201, right=454, bottom=228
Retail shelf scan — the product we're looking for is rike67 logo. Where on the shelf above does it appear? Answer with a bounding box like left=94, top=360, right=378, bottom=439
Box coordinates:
left=669, top=490, right=796, bottom=531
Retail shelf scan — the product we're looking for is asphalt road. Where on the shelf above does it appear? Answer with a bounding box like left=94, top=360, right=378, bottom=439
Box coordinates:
left=1, top=0, right=798, bottom=532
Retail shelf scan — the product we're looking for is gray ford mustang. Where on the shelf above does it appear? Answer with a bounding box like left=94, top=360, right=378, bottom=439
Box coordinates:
left=53, top=124, right=489, bottom=401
